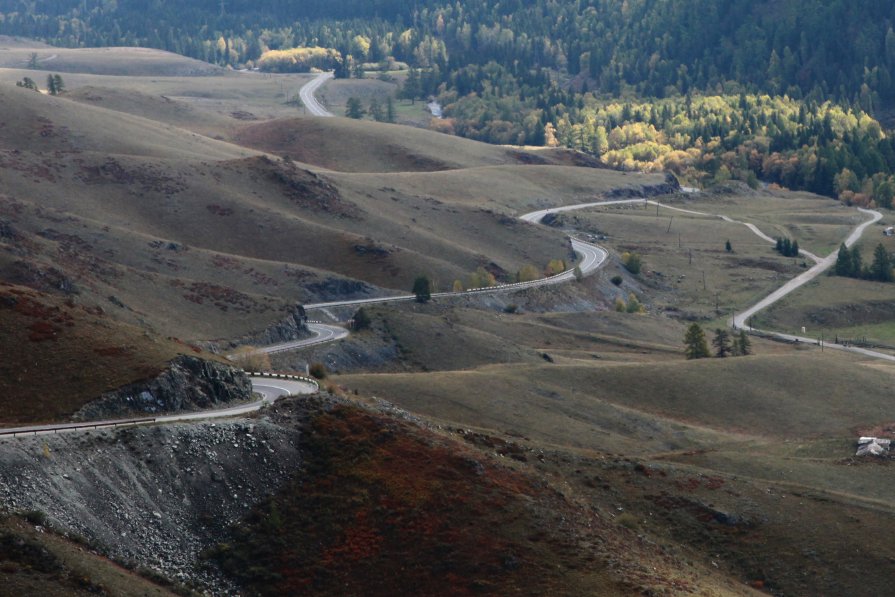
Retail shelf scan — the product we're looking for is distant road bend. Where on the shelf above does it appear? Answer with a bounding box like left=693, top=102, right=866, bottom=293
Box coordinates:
left=299, top=71, right=334, bottom=117
left=0, top=377, right=317, bottom=438
left=522, top=197, right=889, bottom=360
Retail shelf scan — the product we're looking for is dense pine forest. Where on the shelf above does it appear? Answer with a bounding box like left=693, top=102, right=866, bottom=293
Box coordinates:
left=3, top=0, right=895, bottom=203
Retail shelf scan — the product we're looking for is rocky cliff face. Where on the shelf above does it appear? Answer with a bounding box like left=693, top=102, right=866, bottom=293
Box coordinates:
left=0, top=416, right=302, bottom=591
left=74, top=355, right=252, bottom=421
left=233, top=305, right=310, bottom=347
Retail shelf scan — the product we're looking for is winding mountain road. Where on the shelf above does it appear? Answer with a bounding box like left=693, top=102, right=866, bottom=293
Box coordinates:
left=299, top=71, right=334, bottom=117
left=523, top=197, right=888, bottom=359
left=4, top=76, right=891, bottom=438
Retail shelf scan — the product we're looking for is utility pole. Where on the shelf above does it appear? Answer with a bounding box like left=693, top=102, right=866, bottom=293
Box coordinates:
left=702, top=270, right=706, bottom=290
left=689, top=248, right=692, bottom=265
left=714, top=291, right=719, bottom=312
left=666, top=216, right=674, bottom=233
left=656, top=202, right=660, bottom=217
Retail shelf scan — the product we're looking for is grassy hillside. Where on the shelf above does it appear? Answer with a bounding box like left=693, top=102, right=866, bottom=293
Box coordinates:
left=759, top=225, right=895, bottom=347
left=0, top=82, right=652, bottom=339
left=0, top=44, right=892, bottom=596
left=0, top=84, right=252, bottom=160
left=339, top=352, right=895, bottom=451
left=208, top=397, right=755, bottom=597
left=0, top=284, right=211, bottom=424
left=236, top=117, right=544, bottom=172
left=0, top=44, right=221, bottom=76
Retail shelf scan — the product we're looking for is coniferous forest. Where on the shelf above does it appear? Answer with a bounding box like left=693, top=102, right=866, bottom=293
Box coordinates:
left=3, top=0, right=895, bottom=203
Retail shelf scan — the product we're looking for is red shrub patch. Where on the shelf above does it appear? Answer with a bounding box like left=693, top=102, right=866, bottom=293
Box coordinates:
left=208, top=403, right=590, bottom=597
left=28, top=320, right=59, bottom=342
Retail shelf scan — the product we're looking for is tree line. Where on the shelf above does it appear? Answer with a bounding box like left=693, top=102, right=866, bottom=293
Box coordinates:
left=834, top=243, right=894, bottom=282
left=685, top=324, right=751, bottom=360
left=5, top=1, right=895, bottom=201
left=6, top=1, right=895, bottom=109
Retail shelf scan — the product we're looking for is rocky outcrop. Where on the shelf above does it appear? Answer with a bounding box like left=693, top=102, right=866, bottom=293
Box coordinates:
left=74, top=355, right=252, bottom=421
left=305, top=277, right=377, bottom=302
left=605, top=173, right=681, bottom=198
left=229, top=304, right=311, bottom=349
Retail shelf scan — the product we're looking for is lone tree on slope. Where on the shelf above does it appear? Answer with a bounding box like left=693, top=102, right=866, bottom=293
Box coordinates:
left=684, top=323, right=711, bottom=360
left=412, top=275, right=432, bottom=303
left=345, top=97, right=365, bottom=119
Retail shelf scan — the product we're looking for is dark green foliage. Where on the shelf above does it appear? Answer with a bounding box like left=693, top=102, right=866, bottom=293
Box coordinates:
left=870, top=243, right=894, bottom=282
left=684, top=323, right=710, bottom=360
left=851, top=246, right=864, bottom=275
left=352, top=307, right=371, bottom=330
left=385, top=96, right=396, bottom=123
left=309, top=362, right=327, bottom=379
left=15, top=77, right=39, bottom=91
left=775, top=237, right=799, bottom=257
left=621, top=252, right=642, bottom=274
left=368, top=98, right=384, bottom=122
left=345, top=97, right=365, bottom=119
left=835, top=244, right=854, bottom=277
left=610, top=275, right=623, bottom=286
left=400, top=67, right=421, bottom=104
left=733, top=330, right=752, bottom=356
left=712, top=328, right=732, bottom=358
left=725, top=240, right=732, bottom=253
left=739, top=330, right=752, bottom=356
left=46, top=74, right=65, bottom=95
left=412, top=276, right=431, bottom=303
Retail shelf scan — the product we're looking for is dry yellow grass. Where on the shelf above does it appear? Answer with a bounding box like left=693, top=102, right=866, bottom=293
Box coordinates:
left=0, top=44, right=221, bottom=76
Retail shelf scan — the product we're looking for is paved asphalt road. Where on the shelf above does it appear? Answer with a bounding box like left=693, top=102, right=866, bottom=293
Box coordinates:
left=299, top=71, right=334, bottom=117
left=0, top=377, right=317, bottom=437
left=258, top=323, right=349, bottom=354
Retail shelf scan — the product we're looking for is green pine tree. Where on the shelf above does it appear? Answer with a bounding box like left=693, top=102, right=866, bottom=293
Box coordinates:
left=385, top=96, right=396, bottom=123
left=684, top=323, right=711, bottom=360
left=870, top=243, right=894, bottom=282
left=712, top=328, right=732, bottom=357
left=412, top=276, right=432, bottom=303
left=835, top=244, right=853, bottom=277
left=345, top=97, right=365, bottom=119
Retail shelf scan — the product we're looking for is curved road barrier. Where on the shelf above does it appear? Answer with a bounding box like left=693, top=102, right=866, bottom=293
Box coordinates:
left=0, top=375, right=317, bottom=437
